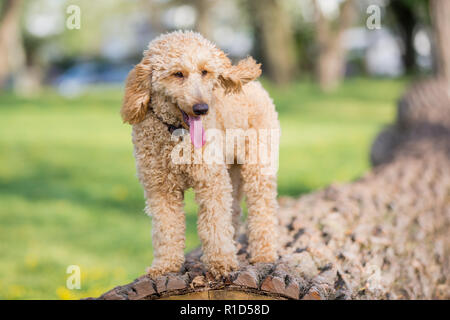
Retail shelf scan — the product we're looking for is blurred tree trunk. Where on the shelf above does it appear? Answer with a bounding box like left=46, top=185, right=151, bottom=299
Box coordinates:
left=192, top=0, right=216, bottom=40
left=430, top=0, right=450, bottom=89
left=143, top=0, right=165, bottom=35
left=165, top=0, right=216, bottom=40
left=314, top=0, right=355, bottom=92
left=247, top=0, right=298, bottom=85
left=0, top=0, right=25, bottom=89
left=390, top=1, right=417, bottom=74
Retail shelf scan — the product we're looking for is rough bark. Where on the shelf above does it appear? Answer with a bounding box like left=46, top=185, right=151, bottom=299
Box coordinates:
left=93, top=79, right=450, bottom=300
left=314, top=0, right=355, bottom=92
left=430, top=0, right=450, bottom=88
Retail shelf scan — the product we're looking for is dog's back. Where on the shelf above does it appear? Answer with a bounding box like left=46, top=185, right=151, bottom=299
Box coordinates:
left=215, top=81, right=279, bottom=132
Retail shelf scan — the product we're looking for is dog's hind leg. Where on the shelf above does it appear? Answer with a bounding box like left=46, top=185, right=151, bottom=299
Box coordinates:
left=192, top=164, right=238, bottom=277
left=145, top=188, right=186, bottom=278
left=229, top=164, right=243, bottom=239
left=241, top=163, right=278, bottom=263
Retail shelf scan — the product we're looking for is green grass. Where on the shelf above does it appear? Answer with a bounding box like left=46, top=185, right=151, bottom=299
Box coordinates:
left=0, top=78, right=406, bottom=299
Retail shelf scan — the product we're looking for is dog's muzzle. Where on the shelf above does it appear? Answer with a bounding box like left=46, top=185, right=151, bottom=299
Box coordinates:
left=193, top=103, right=209, bottom=115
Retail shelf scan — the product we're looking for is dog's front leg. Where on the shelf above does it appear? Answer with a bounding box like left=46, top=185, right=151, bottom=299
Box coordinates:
left=146, top=189, right=185, bottom=278
left=241, top=164, right=279, bottom=263
left=192, top=164, right=238, bottom=278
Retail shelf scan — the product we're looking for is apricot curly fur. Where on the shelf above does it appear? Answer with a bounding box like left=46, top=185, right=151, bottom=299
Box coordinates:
left=121, top=31, right=280, bottom=278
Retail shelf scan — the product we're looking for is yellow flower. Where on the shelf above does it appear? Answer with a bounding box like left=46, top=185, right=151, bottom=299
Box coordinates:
left=24, top=254, right=38, bottom=269
left=89, top=267, right=105, bottom=281
left=8, top=285, right=25, bottom=299
left=56, top=287, right=77, bottom=300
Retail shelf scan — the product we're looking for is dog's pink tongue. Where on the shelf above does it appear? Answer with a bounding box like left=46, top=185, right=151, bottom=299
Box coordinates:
left=188, top=115, right=205, bottom=148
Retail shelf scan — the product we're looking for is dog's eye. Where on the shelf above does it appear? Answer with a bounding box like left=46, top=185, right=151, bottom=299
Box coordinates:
left=174, top=72, right=184, bottom=78
left=201, top=70, right=208, bottom=76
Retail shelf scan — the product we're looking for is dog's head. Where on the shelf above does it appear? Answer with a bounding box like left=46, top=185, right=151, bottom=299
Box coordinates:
left=120, top=31, right=261, bottom=126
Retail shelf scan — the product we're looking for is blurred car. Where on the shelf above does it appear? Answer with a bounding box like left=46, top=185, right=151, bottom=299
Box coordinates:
left=53, top=62, right=132, bottom=97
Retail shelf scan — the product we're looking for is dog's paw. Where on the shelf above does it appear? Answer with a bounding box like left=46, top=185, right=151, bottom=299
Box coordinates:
left=249, top=252, right=278, bottom=264
left=206, top=256, right=238, bottom=279
left=209, top=263, right=238, bottom=279
left=146, top=264, right=180, bottom=278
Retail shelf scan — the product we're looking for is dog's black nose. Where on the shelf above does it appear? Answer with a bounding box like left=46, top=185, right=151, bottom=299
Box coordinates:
left=193, top=103, right=209, bottom=115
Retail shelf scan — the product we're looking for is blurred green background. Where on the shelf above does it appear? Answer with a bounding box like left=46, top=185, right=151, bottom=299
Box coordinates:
left=0, top=0, right=438, bottom=299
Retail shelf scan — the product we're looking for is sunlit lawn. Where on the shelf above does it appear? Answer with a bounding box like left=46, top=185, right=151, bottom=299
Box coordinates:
left=0, top=78, right=406, bottom=299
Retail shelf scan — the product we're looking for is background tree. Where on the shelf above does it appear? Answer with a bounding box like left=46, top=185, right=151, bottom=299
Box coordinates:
left=430, top=0, right=450, bottom=88
left=192, top=0, right=217, bottom=40
left=246, top=0, right=299, bottom=85
left=0, top=0, right=25, bottom=89
left=314, top=0, right=355, bottom=92
left=389, top=1, right=419, bottom=73
left=387, top=0, right=430, bottom=75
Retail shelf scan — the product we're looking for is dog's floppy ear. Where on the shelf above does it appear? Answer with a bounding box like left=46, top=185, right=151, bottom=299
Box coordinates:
left=121, top=60, right=152, bottom=124
left=219, top=57, right=262, bottom=94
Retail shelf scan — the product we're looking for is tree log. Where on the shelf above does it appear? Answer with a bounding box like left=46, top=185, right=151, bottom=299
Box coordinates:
left=93, top=79, right=450, bottom=300
left=371, top=78, right=450, bottom=166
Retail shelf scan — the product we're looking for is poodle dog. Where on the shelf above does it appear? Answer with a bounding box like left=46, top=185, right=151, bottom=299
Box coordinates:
left=121, top=31, right=280, bottom=277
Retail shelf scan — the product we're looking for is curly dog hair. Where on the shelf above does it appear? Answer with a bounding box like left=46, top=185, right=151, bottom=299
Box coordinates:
left=121, top=31, right=280, bottom=277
